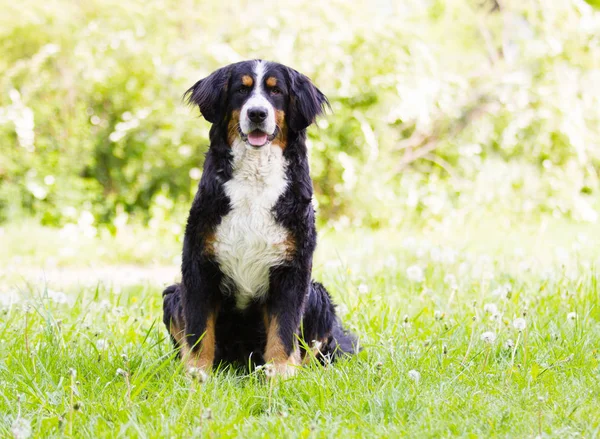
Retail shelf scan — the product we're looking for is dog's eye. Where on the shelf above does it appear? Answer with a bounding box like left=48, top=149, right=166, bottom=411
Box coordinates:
left=270, top=87, right=282, bottom=95
left=238, top=87, right=250, bottom=95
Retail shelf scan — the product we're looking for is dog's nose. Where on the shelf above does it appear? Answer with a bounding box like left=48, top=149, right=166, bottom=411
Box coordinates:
left=248, top=107, right=268, bottom=123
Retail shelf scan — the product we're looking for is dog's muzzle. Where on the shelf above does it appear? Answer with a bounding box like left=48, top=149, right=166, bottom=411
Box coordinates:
left=239, top=127, right=279, bottom=148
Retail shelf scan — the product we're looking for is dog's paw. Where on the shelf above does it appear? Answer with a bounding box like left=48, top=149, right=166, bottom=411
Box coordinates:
left=263, top=362, right=299, bottom=380
left=186, top=366, right=210, bottom=382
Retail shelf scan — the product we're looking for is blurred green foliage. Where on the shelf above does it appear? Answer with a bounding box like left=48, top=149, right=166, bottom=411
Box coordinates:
left=1, top=0, right=599, bottom=232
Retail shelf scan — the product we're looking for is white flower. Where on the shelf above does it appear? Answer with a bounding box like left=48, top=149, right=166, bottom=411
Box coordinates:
left=11, top=418, right=32, bottom=439
left=96, top=339, right=108, bottom=350
left=567, top=312, right=577, bottom=322
left=491, top=284, right=511, bottom=299
left=443, top=274, right=457, bottom=287
left=0, top=290, right=20, bottom=308
left=407, top=369, right=421, bottom=383
left=481, top=331, right=496, bottom=344
left=483, top=303, right=498, bottom=315
left=513, top=318, right=526, bottom=332
left=47, top=289, right=69, bottom=304
left=406, top=265, right=424, bottom=282
left=116, top=368, right=128, bottom=377
left=358, top=283, right=369, bottom=294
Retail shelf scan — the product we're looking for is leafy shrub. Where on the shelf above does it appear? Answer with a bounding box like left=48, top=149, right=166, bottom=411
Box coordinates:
left=0, top=0, right=599, bottom=230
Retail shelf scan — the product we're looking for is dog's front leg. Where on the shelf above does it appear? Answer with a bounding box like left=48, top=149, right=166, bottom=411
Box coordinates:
left=181, top=259, right=222, bottom=375
left=263, top=265, right=309, bottom=378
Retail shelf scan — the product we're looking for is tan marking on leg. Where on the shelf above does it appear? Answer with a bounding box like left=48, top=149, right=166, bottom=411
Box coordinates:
left=168, top=320, right=185, bottom=347
left=182, top=311, right=217, bottom=373
left=227, top=110, right=241, bottom=146
left=242, top=75, right=253, bottom=87
left=263, top=311, right=300, bottom=378
left=266, top=76, right=277, bottom=87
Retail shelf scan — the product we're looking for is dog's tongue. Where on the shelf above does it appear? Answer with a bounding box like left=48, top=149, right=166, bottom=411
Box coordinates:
left=247, top=131, right=268, bottom=146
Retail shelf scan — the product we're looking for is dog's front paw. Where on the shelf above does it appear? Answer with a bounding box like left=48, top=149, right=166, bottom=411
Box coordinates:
left=186, top=366, right=210, bottom=382
left=263, top=362, right=299, bottom=380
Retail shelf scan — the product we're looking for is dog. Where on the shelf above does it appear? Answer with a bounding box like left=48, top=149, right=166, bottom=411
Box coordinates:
left=162, top=60, right=358, bottom=378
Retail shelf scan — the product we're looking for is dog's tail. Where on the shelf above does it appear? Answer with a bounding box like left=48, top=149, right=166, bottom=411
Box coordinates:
left=303, top=281, right=359, bottom=363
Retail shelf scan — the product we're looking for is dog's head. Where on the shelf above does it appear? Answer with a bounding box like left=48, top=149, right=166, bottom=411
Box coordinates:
left=185, top=60, right=328, bottom=148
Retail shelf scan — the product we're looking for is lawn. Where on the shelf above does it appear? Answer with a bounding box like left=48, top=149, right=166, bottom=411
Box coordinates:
left=1, top=219, right=599, bottom=438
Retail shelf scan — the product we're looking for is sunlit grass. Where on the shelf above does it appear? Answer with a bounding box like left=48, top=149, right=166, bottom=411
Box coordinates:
left=1, top=223, right=599, bottom=437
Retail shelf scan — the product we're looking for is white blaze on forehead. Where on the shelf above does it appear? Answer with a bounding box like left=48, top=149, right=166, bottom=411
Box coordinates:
left=239, top=61, right=276, bottom=137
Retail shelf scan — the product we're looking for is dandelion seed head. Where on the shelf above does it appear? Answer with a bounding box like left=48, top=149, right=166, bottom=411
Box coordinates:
left=47, top=289, right=69, bottom=305
left=11, top=418, right=32, bottom=439
left=567, top=312, right=577, bottom=322
left=406, top=265, right=424, bottom=282
left=443, top=273, right=457, bottom=287
left=358, top=283, right=369, bottom=294
left=513, top=317, right=526, bottom=332
left=483, top=303, right=498, bottom=315
left=481, top=331, right=496, bottom=344
left=407, top=369, right=421, bottom=383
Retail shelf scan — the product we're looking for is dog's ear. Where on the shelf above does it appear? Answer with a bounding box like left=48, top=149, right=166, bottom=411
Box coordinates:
left=184, top=66, right=232, bottom=123
left=286, top=68, right=329, bottom=132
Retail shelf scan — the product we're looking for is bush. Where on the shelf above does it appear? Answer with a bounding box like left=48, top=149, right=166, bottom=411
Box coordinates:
left=1, top=0, right=599, bottom=230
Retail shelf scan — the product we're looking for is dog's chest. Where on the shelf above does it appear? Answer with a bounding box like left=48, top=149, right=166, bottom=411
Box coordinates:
left=213, top=144, right=290, bottom=309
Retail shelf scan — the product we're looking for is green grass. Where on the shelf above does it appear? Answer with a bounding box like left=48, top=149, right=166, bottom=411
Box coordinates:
left=1, top=221, right=600, bottom=438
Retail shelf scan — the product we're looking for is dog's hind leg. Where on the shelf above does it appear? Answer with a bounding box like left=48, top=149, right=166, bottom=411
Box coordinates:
left=162, top=284, right=186, bottom=352
left=302, top=281, right=359, bottom=364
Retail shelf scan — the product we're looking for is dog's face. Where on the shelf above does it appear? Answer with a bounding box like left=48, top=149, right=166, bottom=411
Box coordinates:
left=185, top=60, right=328, bottom=149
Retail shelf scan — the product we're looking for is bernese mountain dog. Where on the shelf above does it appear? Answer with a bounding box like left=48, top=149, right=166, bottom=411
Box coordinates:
left=162, top=60, right=358, bottom=378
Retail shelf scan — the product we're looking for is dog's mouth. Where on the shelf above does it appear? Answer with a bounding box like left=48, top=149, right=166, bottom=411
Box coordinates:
left=239, top=128, right=278, bottom=148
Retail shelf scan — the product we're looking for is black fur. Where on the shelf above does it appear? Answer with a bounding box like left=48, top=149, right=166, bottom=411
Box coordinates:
left=163, top=60, right=357, bottom=371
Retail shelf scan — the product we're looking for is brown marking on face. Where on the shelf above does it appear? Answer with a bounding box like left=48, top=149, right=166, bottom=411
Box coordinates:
left=242, top=75, right=253, bottom=87
left=181, top=310, right=218, bottom=372
left=272, top=109, right=288, bottom=150
left=263, top=311, right=300, bottom=377
left=266, top=76, right=277, bottom=88
left=227, top=109, right=241, bottom=146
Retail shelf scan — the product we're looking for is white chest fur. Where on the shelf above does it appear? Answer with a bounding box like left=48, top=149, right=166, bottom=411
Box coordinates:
left=214, top=140, right=290, bottom=309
